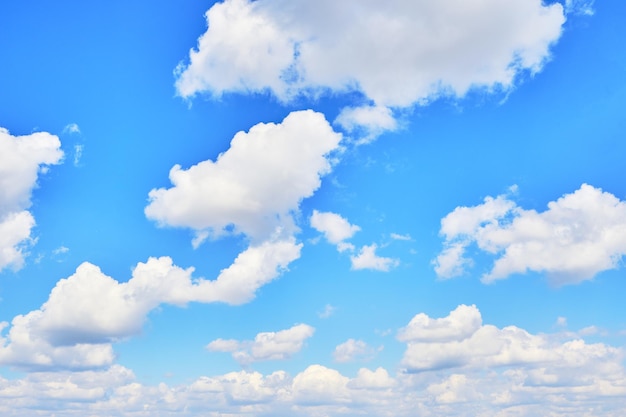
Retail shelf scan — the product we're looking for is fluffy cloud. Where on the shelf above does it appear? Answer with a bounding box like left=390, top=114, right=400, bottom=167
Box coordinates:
left=397, top=304, right=482, bottom=343
left=434, top=184, right=626, bottom=285
left=176, top=0, right=566, bottom=140
left=145, top=110, right=342, bottom=243
left=351, top=244, right=399, bottom=272
left=207, top=324, right=315, bottom=365
left=310, top=210, right=360, bottom=252
left=334, top=105, right=398, bottom=144
left=1, top=303, right=625, bottom=416
left=0, top=250, right=299, bottom=370
left=333, top=339, right=381, bottom=363
left=398, top=305, right=624, bottom=376
left=0, top=127, right=63, bottom=271
left=1, top=356, right=624, bottom=416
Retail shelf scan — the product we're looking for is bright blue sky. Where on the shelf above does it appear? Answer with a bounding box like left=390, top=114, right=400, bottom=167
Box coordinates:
left=1, top=0, right=626, bottom=415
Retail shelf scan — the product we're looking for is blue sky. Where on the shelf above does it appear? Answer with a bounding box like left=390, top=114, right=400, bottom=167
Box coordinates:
left=1, top=0, right=626, bottom=415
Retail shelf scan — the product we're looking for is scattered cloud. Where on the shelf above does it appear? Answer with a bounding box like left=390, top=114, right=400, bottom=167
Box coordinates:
left=317, top=304, right=336, bottom=319
left=434, top=184, right=626, bottom=285
left=73, top=144, right=84, bottom=167
left=62, top=123, right=81, bottom=134
left=310, top=210, right=360, bottom=252
left=565, top=0, right=595, bottom=16
left=351, top=243, right=399, bottom=272
left=335, top=105, right=398, bottom=143
left=52, top=246, right=69, bottom=255
left=0, top=250, right=300, bottom=370
left=206, top=324, right=314, bottom=366
left=333, top=339, right=381, bottom=363
left=390, top=233, right=411, bottom=241
left=398, top=305, right=623, bottom=376
left=0, top=127, right=64, bottom=272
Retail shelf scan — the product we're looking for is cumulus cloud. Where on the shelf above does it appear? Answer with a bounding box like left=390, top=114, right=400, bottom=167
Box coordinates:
left=145, top=110, right=342, bottom=243
left=143, top=110, right=338, bottom=329
left=0, top=251, right=300, bottom=370
left=1, top=315, right=625, bottom=417
left=176, top=0, right=566, bottom=139
left=398, top=304, right=624, bottom=375
left=310, top=210, right=360, bottom=252
left=0, top=127, right=64, bottom=272
left=206, top=324, right=314, bottom=366
left=397, top=304, right=482, bottom=343
left=333, top=339, right=381, bottom=363
left=2, top=358, right=624, bottom=416
left=351, top=244, right=399, bottom=272
left=335, top=105, right=398, bottom=144
left=434, top=184, right=626, bottom=285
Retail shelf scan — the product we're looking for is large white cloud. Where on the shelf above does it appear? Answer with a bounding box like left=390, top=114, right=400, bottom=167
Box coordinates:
left=207, top=323, right=314, bottom=366
left=0, top=128, right=63, bottom=272
left=176, top=0, right=566, bottom=111
left=434, top=184, right=626, bottom=285
left=145, top=110, right=342, bottom=243
left=0, top=249, right=299, bottom=370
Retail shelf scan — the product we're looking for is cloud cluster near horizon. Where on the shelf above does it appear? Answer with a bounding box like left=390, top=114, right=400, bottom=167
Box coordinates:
left=1, top=305, right=624, bottom=416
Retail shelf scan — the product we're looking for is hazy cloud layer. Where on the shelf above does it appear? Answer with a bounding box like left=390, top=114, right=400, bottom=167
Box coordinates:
left=434, top=184, right=626, bottom=285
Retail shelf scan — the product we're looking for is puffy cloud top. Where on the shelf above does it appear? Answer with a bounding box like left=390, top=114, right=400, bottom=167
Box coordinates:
left=434, top=184, right=626, bottom=285
left=145, top=110, right=342, bottom=242
left=176, top=0, right=566, bottom=107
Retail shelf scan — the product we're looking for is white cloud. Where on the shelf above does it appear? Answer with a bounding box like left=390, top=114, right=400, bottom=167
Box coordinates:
left=434, top=184, right=626, bottom=285
left=176, top=0, right=566, bottom=110
left=0, top=249, right=300, bottom=370
left=73, top=144, right=84, bottom=166
left=351, top=244, right=399, bottom=272
left=398, top=305, right=624, bottom=376
left=390, top=233, right=411, bottom=241
left=348, top=367, right=396, bottom=390
left=397, top=304, right=482, bottom=344
left=0, top=337, right=624, bottom=416
left=206, top=324, right=314, bottom=366
left=145, top=110, right=342, bottom=243
left=317, top=304, right=336, bottom=319
left=0, top=127, right=63, bottom=272
left=62, top=123, right=81, bottom=134
left=333, top=339, right=381, bottom=363
left=292, top=364, right=350, bottom=405
left=310, top=210, right=360, bottom=252
left=335, top=105, right=398, bottom=143
left=565, top=0, right=595, bottom=16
